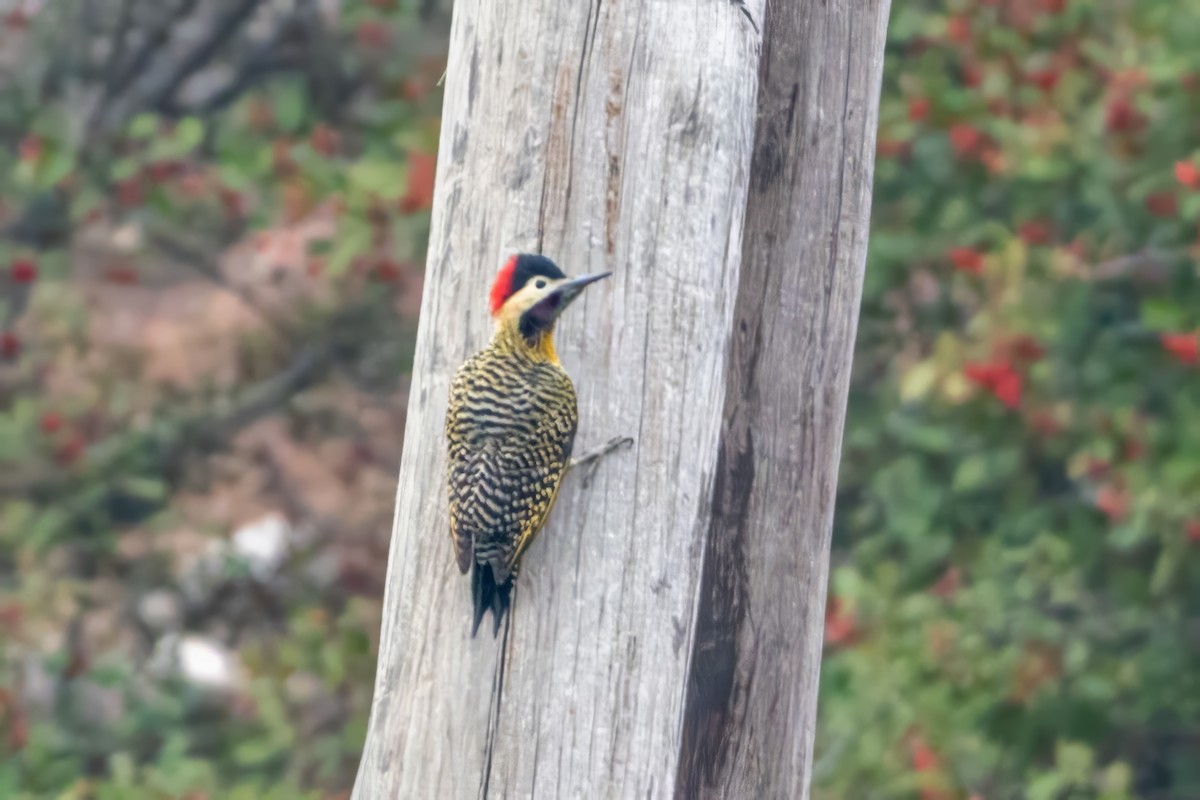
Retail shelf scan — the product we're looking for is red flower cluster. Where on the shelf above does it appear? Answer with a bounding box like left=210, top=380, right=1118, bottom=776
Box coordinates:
left=1161, top=332, right=1198, bottom=365
left=0, top=331, right=18, bottom=360
left=9, top=259, right=36, bottom=283
left=824, top=596, right=858, bottom=648
left=1177, top=161, right=1200, bottom=189
left=18, top=135, right=42, bottom=163
left=373, top=259, right=404, bottom=284
left=1144, top=192, right=1178, bottom=218
left=964, top=360, right=1023, bottom=409
left=948, top=247, right=985, bottom=275
left=1095, top=483, right=1129, bottom=522
left=1027, top=68, right=1060, bottom=92
left=1018, top=220, right=1052, bottom=245
left=946, top=15, right=971, bottom=44
left=948, top=124, right=983, bottom=158
left=1105, top=94, right=1146, bottom=135
left=909, top=97, right=931, bottom=122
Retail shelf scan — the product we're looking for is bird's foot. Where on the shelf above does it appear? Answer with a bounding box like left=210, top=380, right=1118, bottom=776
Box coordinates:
left=569, top=435, right=634, bottom=487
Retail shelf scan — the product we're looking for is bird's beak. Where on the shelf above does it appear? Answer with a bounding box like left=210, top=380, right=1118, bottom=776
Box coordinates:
left=525, top=272, right=612, bottom=327
left=557, top=272, right=612, bottom=301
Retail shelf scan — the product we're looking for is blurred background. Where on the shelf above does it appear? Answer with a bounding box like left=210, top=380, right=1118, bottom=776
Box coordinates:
left=0, top=1, right=1197, bottom=798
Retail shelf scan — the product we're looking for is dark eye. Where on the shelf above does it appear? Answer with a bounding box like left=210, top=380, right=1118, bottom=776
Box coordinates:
left=534, top=279, right=547, bottom=289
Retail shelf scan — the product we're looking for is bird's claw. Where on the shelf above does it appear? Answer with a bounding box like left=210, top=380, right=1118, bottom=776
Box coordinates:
left=570, top=435, right=634, bottom=486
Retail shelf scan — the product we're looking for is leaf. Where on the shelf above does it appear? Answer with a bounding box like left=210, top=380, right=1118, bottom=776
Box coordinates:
left=952, top=449, right=1019, bottom=493
left=885, top=412, right=957, bottom=454
left=273, top=81, right=308, bottom=132
left=174, top=117, right=205, bottom=151
left=1148, top=547, right=1178, bottom=596
left=116, top=476, right=168, bottom=502
left=1055, top=740, right=1095, bottom=784
left=1140, top=298, right=1186, bottom=330
left=899, top=360, right=939, bottom=403
left=233, top=737, right=281, bottom=767
left=1028, top=771, right=1067, bottom=800
left=128, top=113, right=159, bottom=139
left=108, top=752, right=136, bottom=786
left=36, top=147, right=75, bottom=189
left=327, top=215, right=374, bottom=274
left=1181, top=191, right=1200, bottom=221
left=347, top=159, right=408, bottom=200
left=149, top=116, right=205, bottom=160
left=1099, top=761, right=1133, bottom=798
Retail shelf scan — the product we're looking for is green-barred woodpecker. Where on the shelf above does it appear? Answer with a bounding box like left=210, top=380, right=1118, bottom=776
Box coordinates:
left=444, top=254, right=611, bottom=637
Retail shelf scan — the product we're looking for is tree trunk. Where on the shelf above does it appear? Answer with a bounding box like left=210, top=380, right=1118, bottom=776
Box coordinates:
left=351, top=0, right=890, bottom=797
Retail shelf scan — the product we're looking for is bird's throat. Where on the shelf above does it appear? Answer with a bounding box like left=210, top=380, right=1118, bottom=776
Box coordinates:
left=497, top=317, right=560, bottom=364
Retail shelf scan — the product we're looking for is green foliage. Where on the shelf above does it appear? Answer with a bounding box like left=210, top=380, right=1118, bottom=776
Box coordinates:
left=0, top=0, right=437, bottom=796
left=817, top=1, right=1200, bottom=798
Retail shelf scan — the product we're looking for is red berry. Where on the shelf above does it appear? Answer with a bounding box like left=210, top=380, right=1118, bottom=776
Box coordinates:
left=948, top=124, right=983, bottom=157
left=310, top=124, right=340, bottom=156
left=964, top=360, right=1023, bottom=409
left=1161, top=332, right=1199, bottom=364
left=39, top=412, right=63, bottom=434
left=1095, top=483, right=1128, bottom=522
left=54, top=435, right=87, bottom=466
left=18, top=135, right=42, bottom=163
left=103, top=266, right=139, bottom=285
left=0, top=331, right=19, bottom=359
left=1187, top=520, right=1200, bottom=543
left=946, top=15, right=971, bottom=44
left=10, top=259, right=37, bottom=284
left=908, top=97, right=931, bottom=122
left=1145, top=192, right=1178, bottom=219
left=355, top=21, right=390, bottom=48
left=964, top=362, right=1005, bottom=386
left=823, top=596, right=858, bottom=647
left=1008, top=335, right=1046, bottom=363
left=272, top=140, right=296, bottom=176
left=876, top=139, right=912, bottom=159
left=373, top=259, right=404, bottom=283
left=910, top=736, right=941, bottom=773
left=1028, top=68, right=1060, bottom=92
left=930, top=567, right=961, bottom=598
left=218, top=187, right=246, bottom=219
left=116, top=177, right=144, bottom=208
left=1176, top=161, right=1200, bottom=190
left=1105, top=95, right=1146, bottom=134
left=1026, top=409, right=1061, bottom=436
left=146, top=161, right=182, bottom=182
left=948, top=247, right=985, bottom=274
left=1018, top=220, right=1052, bottom=245
left=993, top=370, right=1023, bottom=409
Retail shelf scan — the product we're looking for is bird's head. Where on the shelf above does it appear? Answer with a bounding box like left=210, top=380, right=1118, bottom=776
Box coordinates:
left=489, top=253, right=611, bottom=345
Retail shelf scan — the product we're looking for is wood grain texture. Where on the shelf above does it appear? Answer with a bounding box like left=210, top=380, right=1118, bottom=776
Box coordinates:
left=351, top=0, right=764, bottom=795
left=675, top=2, right=892, bottom=798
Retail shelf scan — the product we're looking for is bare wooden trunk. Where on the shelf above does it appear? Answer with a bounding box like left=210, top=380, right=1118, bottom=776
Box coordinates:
left=676, top=3, right=892, bottom=797
left=352, top=0, right=890, bottom=796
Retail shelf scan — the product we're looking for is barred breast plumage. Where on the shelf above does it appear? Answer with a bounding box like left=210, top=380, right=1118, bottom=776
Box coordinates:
left=445, top=334, right=578, bottom=634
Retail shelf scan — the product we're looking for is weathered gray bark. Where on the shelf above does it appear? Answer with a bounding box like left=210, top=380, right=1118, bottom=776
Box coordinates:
left=352, top=0, right=889, bottom=796
left=675, top=3, right=891, bottom=797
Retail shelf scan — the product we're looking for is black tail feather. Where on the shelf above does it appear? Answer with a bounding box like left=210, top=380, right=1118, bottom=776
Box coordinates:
left=471, top=561, right=513, bottom=638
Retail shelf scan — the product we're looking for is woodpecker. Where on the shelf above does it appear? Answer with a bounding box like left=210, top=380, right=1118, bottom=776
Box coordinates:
left=445, top=253, right=611, bottom=637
